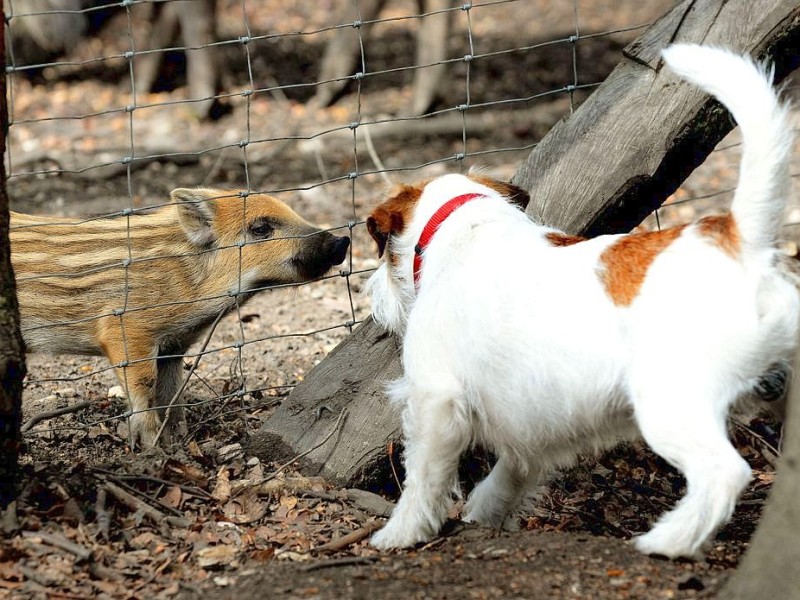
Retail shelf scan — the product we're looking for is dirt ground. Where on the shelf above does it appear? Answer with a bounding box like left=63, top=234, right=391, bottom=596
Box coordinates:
left=3, top=0, right=799, bottom=598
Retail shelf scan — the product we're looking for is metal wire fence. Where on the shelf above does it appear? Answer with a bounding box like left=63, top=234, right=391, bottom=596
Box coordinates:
left=7, top=0, right=746, bottom=445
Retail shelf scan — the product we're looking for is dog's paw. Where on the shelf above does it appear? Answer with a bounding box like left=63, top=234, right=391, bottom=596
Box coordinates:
left=370, top=518, right=430, bottom=550
left=501, top=515, right=521, bottom=531
left=462, top=510, right=520, bottom=533
left=633, top=530, right=702, bottom=560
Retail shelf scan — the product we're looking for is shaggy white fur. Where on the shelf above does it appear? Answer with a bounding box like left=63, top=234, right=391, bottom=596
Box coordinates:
left=366, top=45, right=798, bottom=558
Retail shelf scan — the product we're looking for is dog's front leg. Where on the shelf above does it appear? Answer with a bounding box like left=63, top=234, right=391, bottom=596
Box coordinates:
left=372, top=386, right=470, bottom=549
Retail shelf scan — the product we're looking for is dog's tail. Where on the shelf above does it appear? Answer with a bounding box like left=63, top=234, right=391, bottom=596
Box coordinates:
left=662, top=44, right=793, bottom=252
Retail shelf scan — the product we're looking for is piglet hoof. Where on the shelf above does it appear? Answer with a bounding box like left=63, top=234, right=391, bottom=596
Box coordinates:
left=160, top=412, right=188, bottom=445
left=171, top=416, right=189, bottom=440
left=128, top=411, right=163, bottom=450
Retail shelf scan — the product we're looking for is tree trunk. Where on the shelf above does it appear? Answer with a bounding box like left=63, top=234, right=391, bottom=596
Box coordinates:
left=718, top=340, right=800, bottom=598
left=310, top=0, right=387, bottom=109
left=0, top=0, right=27, bottom=507
left=249, top=0, right=800, bottom=487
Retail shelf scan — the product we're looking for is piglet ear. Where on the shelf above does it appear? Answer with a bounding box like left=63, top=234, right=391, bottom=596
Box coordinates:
left=171, top=188, right=218, bottom=247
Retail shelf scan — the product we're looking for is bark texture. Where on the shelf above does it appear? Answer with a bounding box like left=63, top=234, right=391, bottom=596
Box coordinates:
left=0, top=3, right=27, bottom=506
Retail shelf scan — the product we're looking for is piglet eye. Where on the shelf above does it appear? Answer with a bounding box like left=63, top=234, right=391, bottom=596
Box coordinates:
left=249, top=220, right=275, bottom=238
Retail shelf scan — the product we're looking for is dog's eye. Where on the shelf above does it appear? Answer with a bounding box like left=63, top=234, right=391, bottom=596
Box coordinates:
left=249, top=219, right=275, bottom=238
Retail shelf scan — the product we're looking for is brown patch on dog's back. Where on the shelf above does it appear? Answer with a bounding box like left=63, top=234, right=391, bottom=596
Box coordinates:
left=546, top=232, right=586, bottom=247
left=696, top=214, right=740, bottom=258
left=600, top=226, right=686, bottom=306
left=468, top=175, right=530, bottom=210
left=367, top=185, right=424, bottom=258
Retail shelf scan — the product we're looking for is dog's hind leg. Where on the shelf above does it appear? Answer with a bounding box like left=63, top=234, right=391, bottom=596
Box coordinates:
left=371, top=384, right=471, bottom=549
left=463, top=453, right=539, bottom=530
left=632, top=384, right=751, bottom=558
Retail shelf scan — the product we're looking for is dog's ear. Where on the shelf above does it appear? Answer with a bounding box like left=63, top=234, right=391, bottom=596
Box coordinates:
left=502, top=182, right=530, bottom=210
left=468, top=174, right=530, bottom=210
left=366, top=215, right=388, bottom=258
left=367, top=209, right=404, bottom=258
left=367, top=184, right=423, bottom=258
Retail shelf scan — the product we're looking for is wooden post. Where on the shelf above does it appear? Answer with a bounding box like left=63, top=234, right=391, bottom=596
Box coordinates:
left=249, top=0, right=800, bottom=487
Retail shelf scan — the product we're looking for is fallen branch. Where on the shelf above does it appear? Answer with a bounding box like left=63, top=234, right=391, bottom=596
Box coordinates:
left=301, top=556, right=379, bottom=572
left=22, top=530, right=93, bottom=562
left=105, top=477, right=184, bottom=517
left=102, top=481, right=175, bottom=527
left=312, top=520, right=384, bottom=554
left=94, top=488, right=111, bottom=542
left=21, top=400, right=93, bottom=433
left=92, top=467, right=214, bottom=500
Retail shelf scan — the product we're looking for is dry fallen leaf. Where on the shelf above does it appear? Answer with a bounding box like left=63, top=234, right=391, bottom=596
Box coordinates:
left=223, top=491, right=266, bottom=525
left=188, top=440, right=204, bottom=459
left=212, top=467, right=232, bottom=504
left=280, top=495, right=298, bottom=511
left=162, top=485, right=183, bottom=509
left=165, top=459, right=208, bottom=485
left=250, top=548, right=275, bottom=562
left=275, top=549, right=311, bottom=562
left=196, top=545, right=239, bottom=568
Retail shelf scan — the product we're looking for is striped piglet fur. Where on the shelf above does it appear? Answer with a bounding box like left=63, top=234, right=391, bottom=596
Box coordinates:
left=12, top=188, right=350, bottom=447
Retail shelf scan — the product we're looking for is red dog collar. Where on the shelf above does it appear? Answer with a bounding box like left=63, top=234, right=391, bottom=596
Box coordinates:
left=413, top=193, right=485, bottom=289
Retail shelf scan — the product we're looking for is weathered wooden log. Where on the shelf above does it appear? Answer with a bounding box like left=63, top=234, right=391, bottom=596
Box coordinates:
left=249, top=0, right=800, bottom=487
left=515, top=0, right=800, bottom=237
left=249, top=317, right=403, bottom=489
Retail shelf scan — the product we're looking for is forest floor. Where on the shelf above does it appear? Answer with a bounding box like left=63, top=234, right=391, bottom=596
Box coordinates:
left=4, top=0, right=799, bottom=598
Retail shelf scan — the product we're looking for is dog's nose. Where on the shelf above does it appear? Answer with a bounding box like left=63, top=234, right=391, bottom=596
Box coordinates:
left=330, top=236, right=350, bottom=265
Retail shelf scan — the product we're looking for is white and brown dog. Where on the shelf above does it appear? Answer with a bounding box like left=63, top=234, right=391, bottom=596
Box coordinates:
left=365, top=44, right=799, bottom=558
